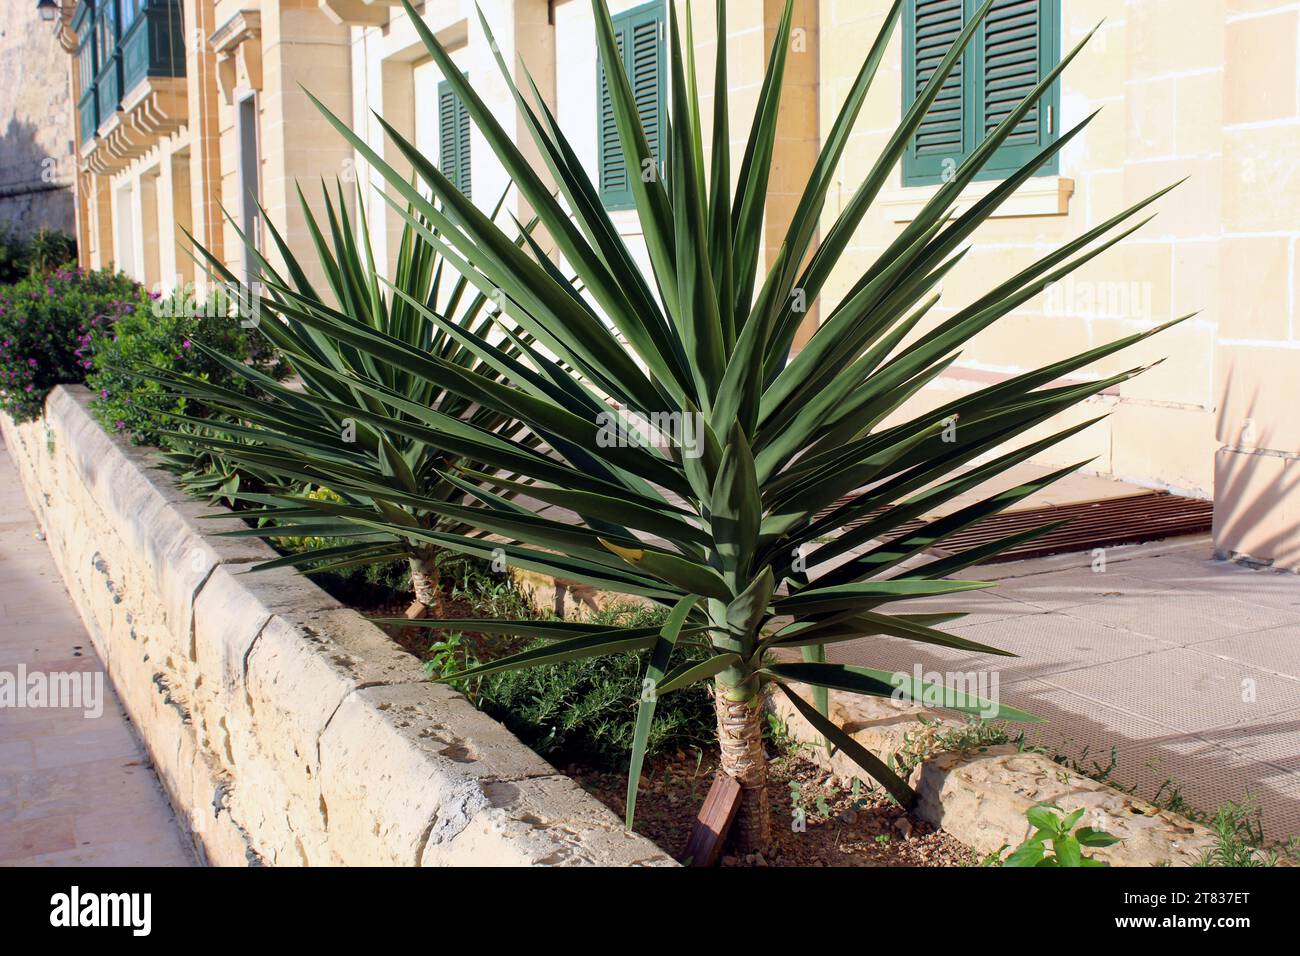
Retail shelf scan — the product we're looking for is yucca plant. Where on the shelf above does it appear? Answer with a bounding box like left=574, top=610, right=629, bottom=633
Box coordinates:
left=150, top=183, right=538, bottom=619
left=167, top=0, right=1187, bottom=854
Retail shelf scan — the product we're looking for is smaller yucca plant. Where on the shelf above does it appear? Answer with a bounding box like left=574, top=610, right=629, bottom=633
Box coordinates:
left=149, top=183, right=537, bottom=620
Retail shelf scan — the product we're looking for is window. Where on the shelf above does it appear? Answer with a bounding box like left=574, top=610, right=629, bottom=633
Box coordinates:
left=121, top=0, right=141, bottom=31
left=438, top=79, right=471, bottom=200
left=236, top=93, right=261, bottom=283
left=78, top=28, right=95, bottom=93
left=598, top=0, right=665, bottom=211
left=95, top=0, right=117, bottom=75
left=902, top=0, right=1059, bottom=187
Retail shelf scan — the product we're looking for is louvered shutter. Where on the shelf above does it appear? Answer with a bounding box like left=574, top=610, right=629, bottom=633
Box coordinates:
left=438, top=78, right=472, bottom=199
left=598, top=26, right=629, bottom=202
left=903, top=0, right=1059, bottom=187
left=977, top=0, right=1057, bottom=179
left=904, top=0, right=973, bottom=186
left=599, top=1, right=665, bottom=210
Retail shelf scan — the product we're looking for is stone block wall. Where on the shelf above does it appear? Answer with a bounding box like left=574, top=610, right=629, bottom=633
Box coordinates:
left=0, top=3, right=75, bottom=235
left=1, top=386, right=671, bottom=866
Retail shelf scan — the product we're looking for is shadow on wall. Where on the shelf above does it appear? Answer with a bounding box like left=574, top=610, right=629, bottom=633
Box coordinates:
left=0, top=116, right=75, bottom=236
left=1213, top=370, right=1299, bottom=568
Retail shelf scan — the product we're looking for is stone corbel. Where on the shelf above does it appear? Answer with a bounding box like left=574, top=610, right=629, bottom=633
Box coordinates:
left=318, top=0, right=397, bottom=27
left=55, top=2, right=79, bottom=54
left=210, top=10, right=263, bottom=104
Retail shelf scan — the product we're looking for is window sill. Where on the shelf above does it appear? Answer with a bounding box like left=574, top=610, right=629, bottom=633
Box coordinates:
left=880, top=175, right=1074, bottom=223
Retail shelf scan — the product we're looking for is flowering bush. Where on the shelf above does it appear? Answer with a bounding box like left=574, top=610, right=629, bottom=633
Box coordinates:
left=0, top=267, right=145, bottom=422
left=87, top=286, right=285, bottom=446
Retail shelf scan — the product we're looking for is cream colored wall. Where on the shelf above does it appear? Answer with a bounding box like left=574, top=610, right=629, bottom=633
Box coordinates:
left=818, top=0, right=1300, bottom=568
left=346, top=0, right=550, bottom=276
left=105, top=130, right=194, bottom=292
left=1213, top=0, right=1300, bottom=568
left=816, top=1, right=1213, bottom=495
left=217, top=0, right=354, bottom=288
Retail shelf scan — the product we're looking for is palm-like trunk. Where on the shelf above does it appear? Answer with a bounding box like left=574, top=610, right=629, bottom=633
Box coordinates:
left=405, top=547, right=443, bottom=620
left=714, top=691, right=771, bottom=853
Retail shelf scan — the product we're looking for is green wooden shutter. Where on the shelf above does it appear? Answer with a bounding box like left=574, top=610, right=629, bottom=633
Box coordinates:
left=977, top=0, right=1058, bottom=179
left=438, top=78, right=472, bottom=199
left=599, top=0, right=665, bottom=211
left=903, top=0, right=1059, bottom=187
left=598, top=26, right=630, bottom=203
left=904, top=0, right=973, bottom=186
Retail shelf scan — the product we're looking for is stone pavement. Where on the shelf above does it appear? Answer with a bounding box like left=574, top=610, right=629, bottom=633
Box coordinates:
left=828, top=535, right=1300, bottom=842
left=0, top=440, right=194, bottom=866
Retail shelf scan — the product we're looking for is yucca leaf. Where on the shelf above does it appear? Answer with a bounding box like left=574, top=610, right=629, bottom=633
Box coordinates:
left=776, top=683, right=915, bottom=807
left=766, top=662, right=1039, bottom=722
left=626, top=595, right=698, bottom=828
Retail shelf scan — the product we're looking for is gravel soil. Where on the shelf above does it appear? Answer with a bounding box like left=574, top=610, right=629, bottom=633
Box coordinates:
left=573, top=747, right=974, bottom=867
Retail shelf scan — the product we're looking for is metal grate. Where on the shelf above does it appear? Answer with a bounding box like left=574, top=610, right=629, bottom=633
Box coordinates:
left=823, top=491, right=1214, bottom=563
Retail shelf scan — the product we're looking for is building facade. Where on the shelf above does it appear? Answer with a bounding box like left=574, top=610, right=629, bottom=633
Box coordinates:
left=0, top=1, right=77, bottom=235
left=48, top=0, right=1300, bottom=571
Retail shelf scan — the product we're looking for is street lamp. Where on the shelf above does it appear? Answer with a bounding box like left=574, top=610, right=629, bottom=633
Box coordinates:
left=37, top=0, right=59, bottom=23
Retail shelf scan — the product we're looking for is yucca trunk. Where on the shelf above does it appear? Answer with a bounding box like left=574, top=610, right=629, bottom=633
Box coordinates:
left=406, top=547, right=443, bottom=619
left=713, top=687, right=771, bottom=853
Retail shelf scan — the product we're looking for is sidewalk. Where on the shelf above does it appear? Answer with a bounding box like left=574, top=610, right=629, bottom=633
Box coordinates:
left=828, top=535, right=1300, bottom=842
left=0, top=440, right=194, bottom=866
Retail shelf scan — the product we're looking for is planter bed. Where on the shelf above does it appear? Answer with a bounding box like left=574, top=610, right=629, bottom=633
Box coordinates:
left=4, top=385, right=1231, bottom=867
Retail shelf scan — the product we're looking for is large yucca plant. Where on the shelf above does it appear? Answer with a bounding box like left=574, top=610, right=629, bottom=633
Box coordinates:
left=168, top=0, right=1186, bottom=853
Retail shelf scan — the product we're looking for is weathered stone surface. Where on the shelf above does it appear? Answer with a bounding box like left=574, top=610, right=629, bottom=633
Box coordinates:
left=2, top=386, right=673, bottom=867
left=770, top=684, right=1219, bottom=867
left=910, top=748, right=1219, bottom=867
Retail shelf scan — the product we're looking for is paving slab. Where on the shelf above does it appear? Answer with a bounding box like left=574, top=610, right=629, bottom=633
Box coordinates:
left=828, top=535, right=1300, bottom=842
left=0, top=439, right=194, bottom=867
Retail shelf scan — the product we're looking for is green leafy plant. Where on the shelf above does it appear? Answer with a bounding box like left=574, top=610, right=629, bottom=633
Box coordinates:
left=0, top=226, right=76, bottom=283
left=472, top=602, right=715, bottom=767
left=0, top=224, right=28, bottom=284
left=162, top=0, right=1185, bottom=853
left=0, top=267, right=145, bottom=422
left=991, top=802, right=1119, bottom=867
left=1194, top=798, right=1285, bottom=867
left=25, top=229, right=78, bottom=275
left=88, top=285, right=285, bottom=445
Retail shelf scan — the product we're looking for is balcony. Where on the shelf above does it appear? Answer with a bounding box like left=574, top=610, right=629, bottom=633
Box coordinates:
left=74, top=0, right=187, bottom=173
left=119, top=0, right=186, bottom=98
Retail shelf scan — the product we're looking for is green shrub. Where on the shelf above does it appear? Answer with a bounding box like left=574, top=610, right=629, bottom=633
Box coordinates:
left=0, top=267, right=145, bottom=422
left=474, top=603, right=716, bottom=769
left=87, top=286, right=285, bottom=445
left=0, top=226, right=77, bottom=283
left=25, top=229, right=77, bottom=275
left=0, top=224, right=29, bottom=284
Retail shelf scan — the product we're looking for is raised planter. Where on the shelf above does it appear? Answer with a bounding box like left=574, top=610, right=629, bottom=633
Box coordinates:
left=1, top=386, right=672, bottom=867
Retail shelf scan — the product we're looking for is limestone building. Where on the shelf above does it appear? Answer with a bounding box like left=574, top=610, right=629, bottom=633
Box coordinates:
left=43, top=0, right=1300, bottom=571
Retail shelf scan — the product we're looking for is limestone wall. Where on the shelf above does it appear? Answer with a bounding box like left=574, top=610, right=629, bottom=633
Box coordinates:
left=0, top=3, right=75, bottom=235
left=1, top=386, right=672, bottom=867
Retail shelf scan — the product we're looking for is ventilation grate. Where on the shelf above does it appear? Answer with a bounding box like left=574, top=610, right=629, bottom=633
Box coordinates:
left=820, top=491, right=1213, bottom=564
